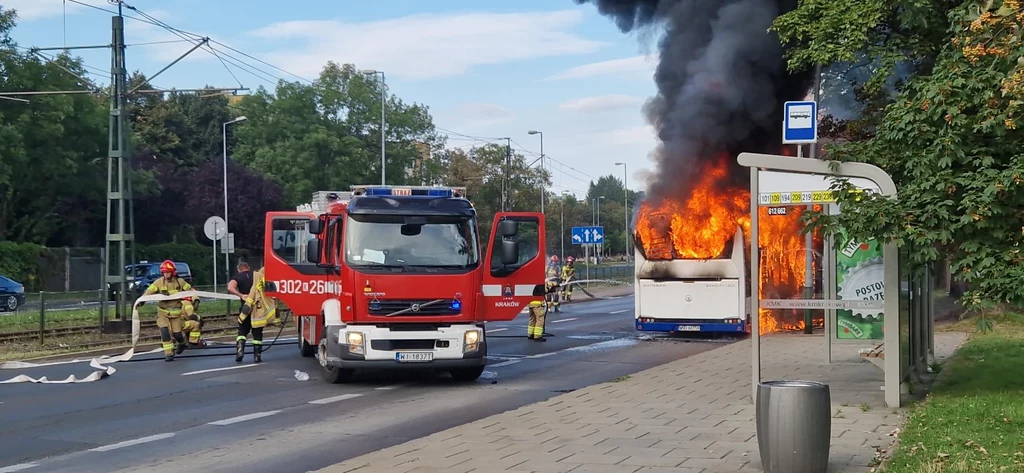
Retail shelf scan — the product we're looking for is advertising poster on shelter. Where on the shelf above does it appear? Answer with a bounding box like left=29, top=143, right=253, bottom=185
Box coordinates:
left=835, top=234, right=884, bottom=339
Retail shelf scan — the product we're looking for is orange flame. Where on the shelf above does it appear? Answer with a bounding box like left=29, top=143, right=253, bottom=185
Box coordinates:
left=635, top=154, right=822, bottom=335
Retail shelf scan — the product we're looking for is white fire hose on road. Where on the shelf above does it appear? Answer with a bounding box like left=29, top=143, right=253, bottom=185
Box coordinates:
left=0, top=290, right=241, bottom=384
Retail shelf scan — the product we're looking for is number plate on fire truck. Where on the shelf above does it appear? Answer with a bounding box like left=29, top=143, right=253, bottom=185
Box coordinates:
left=676, top=325, right=700, bottom=332
left=396, top=352, right=433, bottom=363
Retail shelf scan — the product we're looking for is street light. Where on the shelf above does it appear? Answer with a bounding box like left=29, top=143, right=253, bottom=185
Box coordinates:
left=594, top=196, right=605, bottom=262
left=615, top=162, right=628, bottom=262
left=560, top=190, right=570, bottom=261
left=223, top=115, right=247, bottom=287
left=528, top=130, right=544, bottom=214
left=361, top=69, right=386, bottom=185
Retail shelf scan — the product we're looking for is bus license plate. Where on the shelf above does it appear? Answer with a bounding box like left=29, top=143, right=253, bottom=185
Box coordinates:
left=396, top=352, right=433, bottom=363
left=676, top=325, right=700, bottom=332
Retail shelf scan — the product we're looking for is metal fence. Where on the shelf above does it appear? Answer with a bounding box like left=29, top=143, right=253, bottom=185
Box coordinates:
left=36, top=247, right=104, bottom=292
left=576, top=264, right=634, bottom=281
left=0, top=285, right=245, bottom=346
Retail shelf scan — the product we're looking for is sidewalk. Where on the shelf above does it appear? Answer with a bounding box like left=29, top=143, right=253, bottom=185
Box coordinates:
left=313, top=330, right=967, bottom=473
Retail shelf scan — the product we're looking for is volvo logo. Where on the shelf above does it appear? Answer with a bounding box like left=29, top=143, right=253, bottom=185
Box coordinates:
left=685, top=295, right=692, bottom=303
left=410, top=304, right=421, bottom=312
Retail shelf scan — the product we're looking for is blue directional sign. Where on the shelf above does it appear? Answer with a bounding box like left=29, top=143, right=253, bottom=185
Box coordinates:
left=571, top=226, right=604, bottom=245
left=782, top=100, right=817, bottom=144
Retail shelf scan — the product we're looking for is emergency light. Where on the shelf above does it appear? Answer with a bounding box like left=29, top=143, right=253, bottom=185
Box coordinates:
left=450, top=299, right=462, bottom=311
left=351, top=185, right=467, bottom=198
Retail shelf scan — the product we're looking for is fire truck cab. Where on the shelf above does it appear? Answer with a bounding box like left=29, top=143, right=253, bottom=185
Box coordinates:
left=264, top=186, right=546, bottom=383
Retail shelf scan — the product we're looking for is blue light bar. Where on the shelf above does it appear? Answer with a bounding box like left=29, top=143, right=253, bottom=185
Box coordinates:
left=351, top=185, right=467, bottom=198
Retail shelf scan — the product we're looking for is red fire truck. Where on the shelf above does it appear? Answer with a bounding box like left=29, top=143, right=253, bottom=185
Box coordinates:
left=264, top=186, right=546, bottom=383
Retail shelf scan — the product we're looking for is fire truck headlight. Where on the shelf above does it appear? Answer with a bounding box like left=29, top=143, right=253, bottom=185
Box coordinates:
left=346, top=331, right=365, bottom=354
left=463, top=330, right=481, bottom=353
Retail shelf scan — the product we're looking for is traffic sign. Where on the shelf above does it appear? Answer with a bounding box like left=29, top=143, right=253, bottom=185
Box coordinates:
left=570, top=226, right=604, bottom=245
left=220, top=232, right=235, bottom=254
left=203, top=216, right=226, bottom=241
left=782, top=100, right=817, bottom=144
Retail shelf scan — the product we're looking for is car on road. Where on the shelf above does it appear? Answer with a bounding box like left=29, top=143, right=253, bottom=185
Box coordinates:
left=0, top=274, right=27, bottom=312
left=107, top=261, right=193, bottom=301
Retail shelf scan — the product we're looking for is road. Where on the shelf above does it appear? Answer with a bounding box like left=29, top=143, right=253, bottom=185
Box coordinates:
left=0, top=295, right=733, bottom=473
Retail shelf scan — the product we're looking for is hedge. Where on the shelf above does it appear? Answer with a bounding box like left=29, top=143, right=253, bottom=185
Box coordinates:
left=0, top=241, right=259, bottom=290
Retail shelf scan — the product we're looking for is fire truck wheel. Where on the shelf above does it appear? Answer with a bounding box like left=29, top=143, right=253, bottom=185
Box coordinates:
left=449, top=366, right=485, bottom=382
left=318, top=333, right=354, bottom=384
left=297, top=317, right=316, bottom=358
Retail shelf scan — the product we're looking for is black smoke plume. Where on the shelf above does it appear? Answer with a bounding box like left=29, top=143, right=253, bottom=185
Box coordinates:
left=575, top=0, right=813, bottom=201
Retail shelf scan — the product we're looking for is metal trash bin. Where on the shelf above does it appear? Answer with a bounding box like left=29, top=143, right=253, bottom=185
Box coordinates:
left=755, top=380, right=831, bottom=473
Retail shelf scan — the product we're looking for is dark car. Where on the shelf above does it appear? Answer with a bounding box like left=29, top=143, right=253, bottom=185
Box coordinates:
left=107, top=261, right=193, bottom=301
left=0, top=275, right=27, bottom=312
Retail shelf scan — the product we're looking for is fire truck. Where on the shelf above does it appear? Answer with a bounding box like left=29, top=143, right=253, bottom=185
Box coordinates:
left=265, top=186, right=546, bottom=383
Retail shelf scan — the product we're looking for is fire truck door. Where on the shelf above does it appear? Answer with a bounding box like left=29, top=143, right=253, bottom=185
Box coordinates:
left=263, top=212, right=338, bottom=317
left=480, top=212, right=546, bottom=321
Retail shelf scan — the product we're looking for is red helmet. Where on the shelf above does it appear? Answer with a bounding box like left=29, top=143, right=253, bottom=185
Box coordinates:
left=159, top=260, right=177, bottom=275
left=566, top=256, right=575, bottom=264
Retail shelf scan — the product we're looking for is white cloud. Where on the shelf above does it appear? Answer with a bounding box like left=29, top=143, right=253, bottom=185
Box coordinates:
left=544, top=54, right=658, bottom=81
left=452, top=103, right=514, bottom=128
left=248, top=10, right=606, bottom=80
left=605, top=125, right=657, bottom=146
left=3, top=0, right=107, bottom=22
left=559, top=94, right=644, bottom=113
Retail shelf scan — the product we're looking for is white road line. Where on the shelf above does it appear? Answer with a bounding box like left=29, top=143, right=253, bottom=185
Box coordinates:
left=308, top=393, right=364, bottom=404
left=551, top=317, right=578, bottom=324
left=208, top=410, right=281, bottom=426
left=527, top=352, right=558, bottom=359
left=181, top=364, right=260, bottom=376
left=488, top=360, right=521, bottom=368
left=610, top=309, right=630, bottom=314
left=0, top=463, right=38, bottom=473
left=375, top=384, right=409, bottom=391
left=486, top=328, right=508, bottom=333
left=88, top=433, right=175, bottom=452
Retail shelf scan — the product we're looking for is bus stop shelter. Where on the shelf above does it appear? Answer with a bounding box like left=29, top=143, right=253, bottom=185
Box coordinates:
left=738, top=152, right=936, bottom=408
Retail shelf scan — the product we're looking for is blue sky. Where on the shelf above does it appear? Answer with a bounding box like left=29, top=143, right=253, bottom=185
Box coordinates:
left=7, top=0, right=663, bottom=196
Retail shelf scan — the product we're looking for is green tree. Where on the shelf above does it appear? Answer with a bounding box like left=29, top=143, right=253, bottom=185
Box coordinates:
left=0, top=7, right=107, bottom=246
left=234, top=62, right=442, bottom=206
left=773, top=1, right=1024, bottom=309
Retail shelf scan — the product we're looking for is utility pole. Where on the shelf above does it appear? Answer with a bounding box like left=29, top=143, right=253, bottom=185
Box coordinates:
left=528, top=130, right=544, bottom=214
left=804, top=62, right=823, bottom=335
left=502, top=137, right=511, bottom=211
left=615, top=162, right=628, bottom=261
left=2, top=1, right=247, bottom=330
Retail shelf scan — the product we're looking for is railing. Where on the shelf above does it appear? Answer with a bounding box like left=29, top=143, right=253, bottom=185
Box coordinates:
left=0, top=285, right=248, bottom=347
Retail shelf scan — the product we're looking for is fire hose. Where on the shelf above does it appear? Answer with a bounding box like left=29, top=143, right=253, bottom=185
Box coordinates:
left=0, top=290, right=292, bottom=384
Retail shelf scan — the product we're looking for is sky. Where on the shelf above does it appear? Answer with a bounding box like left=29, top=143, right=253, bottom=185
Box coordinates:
left=6, top=0, right=664, bottom=198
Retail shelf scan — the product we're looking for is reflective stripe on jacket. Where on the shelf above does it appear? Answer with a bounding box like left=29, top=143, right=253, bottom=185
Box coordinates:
left=241, top=268, right=276, bottom=329
left=144, top=276, right=195, bottom=317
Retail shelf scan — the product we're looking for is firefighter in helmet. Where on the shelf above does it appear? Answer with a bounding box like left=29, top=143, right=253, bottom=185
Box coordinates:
left=545, top=256, right=562, bottom=313
left=181, top=298, right=205, bottom=347
left=141, top=260, right=197, bottom=361
left=560, top=256, right=577, bottom=302
left=237, top=266, right=277, bottom=363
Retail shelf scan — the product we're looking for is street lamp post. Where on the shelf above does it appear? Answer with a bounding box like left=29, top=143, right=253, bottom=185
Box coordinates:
left=594, top=196, right=605, bottom=262
left=560, top=190, right=570, bottom=261
left=528, top=130, right=544, bottom=214
left=361, top=69, right=386, bottom=185
left=223, top=115, right=247, bottom=287
left=615, top=162, right=628, bottom=261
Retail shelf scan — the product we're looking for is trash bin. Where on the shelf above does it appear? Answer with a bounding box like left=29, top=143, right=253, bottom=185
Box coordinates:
left=755, top=380, right=831, bottom=473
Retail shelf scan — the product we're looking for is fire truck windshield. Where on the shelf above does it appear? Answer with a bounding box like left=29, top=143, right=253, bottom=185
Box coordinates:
left=344, top=214, right=479, bottom=272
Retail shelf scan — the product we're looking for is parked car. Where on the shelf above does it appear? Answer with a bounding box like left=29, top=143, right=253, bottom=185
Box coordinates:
left=0, top=275, right=27, bottom=312
left=107, top=261, right=193, bottom=301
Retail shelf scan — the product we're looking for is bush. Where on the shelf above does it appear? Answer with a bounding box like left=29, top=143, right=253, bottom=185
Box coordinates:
left=0, top=242, right=47, bottom=290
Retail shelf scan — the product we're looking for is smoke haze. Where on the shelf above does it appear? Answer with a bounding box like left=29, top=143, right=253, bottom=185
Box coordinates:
left=575, top=0, right=812, bottom=200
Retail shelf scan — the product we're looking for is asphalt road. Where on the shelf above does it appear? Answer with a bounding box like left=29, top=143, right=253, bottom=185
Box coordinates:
left=0, top=294, right=735, bottom=473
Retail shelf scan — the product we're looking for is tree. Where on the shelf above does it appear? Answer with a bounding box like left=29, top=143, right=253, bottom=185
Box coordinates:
left=184, top=160, right=285, bottom=250
left=0, top=7, right=108, bottom=246
left=233, top=62, right=443, bottom=206
left=773, top=1, right=1024, bottom=310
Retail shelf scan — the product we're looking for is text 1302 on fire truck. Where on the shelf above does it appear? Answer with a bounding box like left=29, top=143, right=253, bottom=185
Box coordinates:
left=264, top=186, right=547, bottom=383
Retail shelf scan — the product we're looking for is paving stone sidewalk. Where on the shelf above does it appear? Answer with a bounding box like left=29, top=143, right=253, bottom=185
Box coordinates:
left=313, top=331, right=967, bottom=473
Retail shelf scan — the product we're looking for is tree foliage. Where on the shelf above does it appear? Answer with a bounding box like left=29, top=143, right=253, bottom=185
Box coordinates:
left=774, top=0, right=1024, bottom=309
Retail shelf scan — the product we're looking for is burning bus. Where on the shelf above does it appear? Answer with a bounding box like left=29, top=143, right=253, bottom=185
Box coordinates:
left=631, top=156, right=819, bottom=336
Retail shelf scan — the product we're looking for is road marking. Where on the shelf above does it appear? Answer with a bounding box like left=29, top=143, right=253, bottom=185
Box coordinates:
left=308, top=393, right=364, bottom=404
left=88, top=433, right=175, bottom=452
left=208, top=410, right=281, bottom=425
left=0, top=463, right=38, bottom=473
left=551, top=317, right=578, bottom=324
left=486, top=328, right=507, bottom=333
left=527, top=352, right=558, bottom=359
left=374, top=385, right=404, bottom=391
left=182, top=364, right=259, bottom=376
left=610, top=309, right=630, bottom=314
left=489, top=360, right=521, bottom=368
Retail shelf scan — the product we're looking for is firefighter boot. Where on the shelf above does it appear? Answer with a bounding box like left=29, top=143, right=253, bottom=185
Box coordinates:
left=235, top=338, right=245, bottom=363
left=253, top=343, right=263, bottom=363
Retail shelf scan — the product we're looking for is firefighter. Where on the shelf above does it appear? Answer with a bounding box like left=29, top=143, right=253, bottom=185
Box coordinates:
left=529, top=276, right=561, bottom=341
left=141, top=260, right=197, bottom=362
left=545, top=261, right=562, bottom=314
left=547, top=255, right=560, bottom=275
left=236, top=266, right=277, bottom=363
left=560, top=256, right=577, bottom=302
